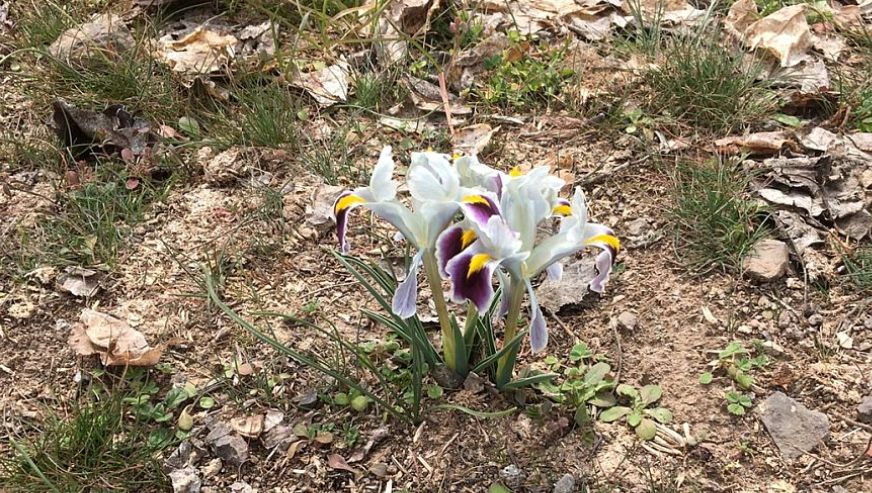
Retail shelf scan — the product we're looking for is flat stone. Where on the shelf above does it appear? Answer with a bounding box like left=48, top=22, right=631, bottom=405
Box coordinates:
left=499, top=464, right=524, bottom=489
left=759, top=391, right=830, bottom=460
left=553, top=473, right=576, bottom=493
left=616, top=311, right=638, bottom=331
left=169, top=466, right=201, bottom=493
left=743, top=239, right=790, bottom=282
left=858, top=396, right=872, bottom=424
left=212, top=435, right=249, bottom=467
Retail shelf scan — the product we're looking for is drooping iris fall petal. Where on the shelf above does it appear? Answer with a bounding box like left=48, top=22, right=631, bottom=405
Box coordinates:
left=392, top=250, right=424, bottom=319
left=445, top=249, right=498, bottom=313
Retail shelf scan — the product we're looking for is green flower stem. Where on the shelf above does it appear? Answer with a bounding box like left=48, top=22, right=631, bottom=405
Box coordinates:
left=496, top=278, right=525, bottom=382
left=422, top=250, right=458, bottom=373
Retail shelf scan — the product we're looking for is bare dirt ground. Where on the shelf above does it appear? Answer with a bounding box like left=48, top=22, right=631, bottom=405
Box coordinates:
left=1, top=1, right=871, bottom=492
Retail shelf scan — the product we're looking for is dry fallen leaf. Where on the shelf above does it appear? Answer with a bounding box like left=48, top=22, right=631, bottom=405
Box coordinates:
left=745, top=5, right=811, bottom=68
left=231, top=414, right=265, bottom=439
left=724, top=0, right=758, bottom=38
left=714, top=132, right=791, bottom=154
left=292, top=61, right=350, bottom=107
left=157, top=25, right=238, bottom=74
left=451, top=124, right=497, bottom=155
left=327, top=454, right=360, bottom=474
left=68, top=308, right=166, bottom=366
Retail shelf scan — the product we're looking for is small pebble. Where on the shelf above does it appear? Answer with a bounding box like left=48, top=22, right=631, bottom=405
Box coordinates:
left=808, top=314, right=823, bottom=327
left=553, top=473, right=576, bottom=493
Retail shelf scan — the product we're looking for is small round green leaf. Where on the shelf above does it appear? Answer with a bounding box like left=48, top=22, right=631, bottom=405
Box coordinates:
left=636, top=418, right=657, bottom=440
left=198, top=396, right=215, bottom=409
left=177, top=116, right=200, bottom=138
left=616, top=384, right=639, bottom=399
left=583, top=362, right=611, bottom=385
left=646, top=407, right=673, bottom=424
left=599, top=406, right=631, bottom=423
left=334, top=392, right=350, bottom=406
left=427, top=385, right=444, bottom=399
left=351, top=396, right=370, bottom=412
left=698, top=372, right=713, bottom=385
left=627, top=410, right=643, bottom=427
left=727, top=403, right=746, bottom=416
left=639, top=385, right=662, bottom=406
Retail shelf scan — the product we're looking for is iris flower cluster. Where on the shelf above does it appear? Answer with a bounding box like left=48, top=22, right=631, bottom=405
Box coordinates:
left=334, top=147, right=619, bottom=384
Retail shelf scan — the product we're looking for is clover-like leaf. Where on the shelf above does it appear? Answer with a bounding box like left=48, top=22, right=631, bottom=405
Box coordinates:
left=583, top=362, right=610, bottom=386
left=627, top=410, right=643, bottom=427
left=727, top=403, right=746, bottom=416
left=636, top=418, right=657, bottom=440
left=639, top=384, right=662, bottom=406
left=599, top=406, right=631, bottom=423
left=735, top=372, right=754, bottom=390
left=698, top=372, right=713, bottom=385
left=645, top=407, right=673, bottom=424
left=569, top=343, right=593, bottom=362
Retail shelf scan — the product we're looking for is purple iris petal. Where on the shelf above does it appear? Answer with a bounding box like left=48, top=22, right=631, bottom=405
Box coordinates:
left=526, top=283, right=548, bottom=353
left=446, top=250, right=496, bottom=313
left=589, top=246, right=616, bottom=293
left=435, top=225, right=465, bottom=277
left=392, top=251, right=423, bottom=319
left=461, top=194, right=500, bottom=228
left=333, top=191, right=353, bottom=253
left=545, top=262, right=563, bottom=281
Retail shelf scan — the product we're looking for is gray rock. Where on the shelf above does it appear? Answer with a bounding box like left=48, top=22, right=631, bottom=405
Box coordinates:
left=262, top=424, right=295, bottom=451
left=553, top=473, right=576, bottom=493
left=165, top=441, right=193, bottom=470
left=807, top=313, right=824, bottom=327
left=858, top=396, right=872, bottom=424
left=499, top=464, right=524, bottom=489
left=200, top=458, right=222, bottom=478
left=616, top=311, right=638, bottom=331
left=204, top=419, right=232, bottom=444
left=230, top=481, right=255, bottom=493
left=759, top=391, right=830, bottom=460
left=169, top=466, right=201, bottom=493
left=777, top=310, right=793, bottom=329
left=213, top=435, right=249, bottom=467
left=293, top=390, right=320, bottom=410
left=743, top=239, right=790, bottom=282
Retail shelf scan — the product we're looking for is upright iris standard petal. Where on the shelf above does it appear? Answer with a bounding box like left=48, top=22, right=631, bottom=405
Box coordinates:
left=445, top=249, right=498, bottom=313
left=392, top=250, right=424, bottom=319
left=526, top=281, right=548, bottom=353
left=408, top=152, right=460, bottom=203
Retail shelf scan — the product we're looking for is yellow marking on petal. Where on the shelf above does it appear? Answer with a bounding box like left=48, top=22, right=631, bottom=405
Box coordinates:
left=585, top=234, right=621, bottom=253
left=452, top=152, right=462, bottom=160
left=426, top=146, right=434, bottom=152
left=335, top=194, right=366, bottom=214
left=509, top=166, right=524, bottom=177
left=460, top=230, right=477, bottom=249
left=462, top=194, right=490, bottom=206
left=467, top=253, right=492, bottom=279
left=552, top=204, right=572, bottom=216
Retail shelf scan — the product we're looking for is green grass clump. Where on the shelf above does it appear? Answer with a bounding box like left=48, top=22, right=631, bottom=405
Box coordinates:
left=473, top=41, right=575, bottom=111
left=0, top=392, right=168, bottom=492
left=670, top=158, right=769, bottom=273
left=644, top=37, right=774, bottom=132
left=215, top=82, right=300, bottom=149
left=844, top=247, right=872, bottom=290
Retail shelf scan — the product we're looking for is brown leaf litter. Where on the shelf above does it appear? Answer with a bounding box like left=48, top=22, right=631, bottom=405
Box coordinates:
left=68, top=308, right=174, bottom=366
